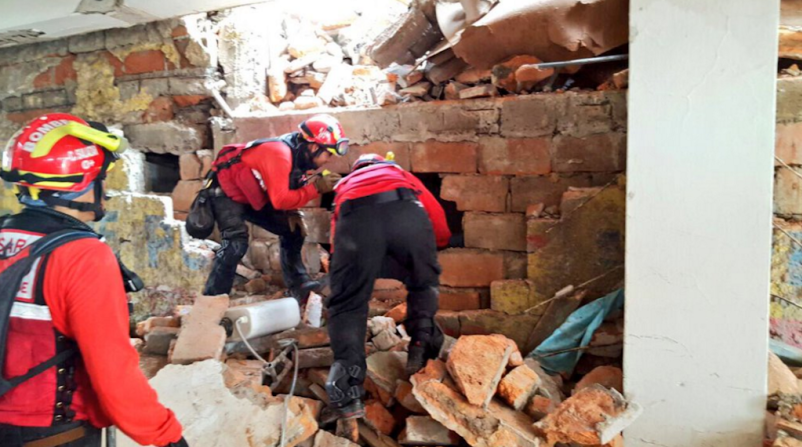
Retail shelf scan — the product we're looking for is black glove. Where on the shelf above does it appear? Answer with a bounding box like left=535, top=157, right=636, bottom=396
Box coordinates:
left=166, top=437, right=189, bottom=447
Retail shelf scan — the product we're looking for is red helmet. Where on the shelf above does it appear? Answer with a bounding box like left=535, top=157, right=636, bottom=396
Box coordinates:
left=298, top=114, right=349, bottom=156
left=351, top=153, right=386, bottom=171
left=2, top=113, right=127, bottom=192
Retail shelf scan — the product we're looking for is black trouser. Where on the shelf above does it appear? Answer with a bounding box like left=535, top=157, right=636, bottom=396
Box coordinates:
left=326, top=196, right=441, bottom=391
left=0, top=421, right=101, bottom=447
left=203, top=192, right=309, bottom=295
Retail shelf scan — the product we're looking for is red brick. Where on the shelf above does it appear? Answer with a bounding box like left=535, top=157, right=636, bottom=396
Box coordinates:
left=33, top=69, right=53, bottom=89
left=552, top=133, right=626, bottom=173
left=525, top=395, right=557, bottom=419
left=446, top=335, right=512, bottom=407
left=491, top=55, right=541, bottom=92
left=439, top=288, right=483, bottom=311
left=510, top=174, right=594, bottom=212
left=171, top=25, right=189, bottom=38
left=440, top=175, right=509, bottom=212
left=478, top=137, right=551, bottom=175
left=777, top=122, right=802, bottom=165
left=498, top=364, right=541, bottom=410
left=410, top=141, right=478, bottom=173
left=171, top=180, right=203, bottom=212
left=363, top=400, right=396, bottom=435
left=144, top=97, right=175, bottom=123
left=179, top=153, right=203, bottom=180
left=463, top=212, right=526, bottom=251
left=101, top=51, right=125, bottom=77
left=439, top=249, right=505, bottom=287
left=54, top=55, right=77, bottom=85
left=173, top=95, right=208, bottom=107
left=384, top=303, right=407, bottom=323
left=574, top=366, right=623, bottom=394
left=124, top=50, right=166, bottom=75
left=324, top=141, right=411, bottom=174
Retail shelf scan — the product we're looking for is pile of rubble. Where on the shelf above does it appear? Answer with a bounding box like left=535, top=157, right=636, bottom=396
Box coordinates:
left=131, top=291, right=640, bottom=447
left=766, top=352, right=802, bottom=446
left=267, top=0, right=630, bottom=110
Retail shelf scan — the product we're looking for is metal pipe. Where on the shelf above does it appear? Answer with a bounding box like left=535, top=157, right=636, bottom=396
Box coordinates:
left=534, top=54, right=629, bottom=69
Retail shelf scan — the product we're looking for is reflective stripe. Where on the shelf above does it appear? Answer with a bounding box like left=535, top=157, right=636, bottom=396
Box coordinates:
left=10, top=301, right=52, bottom=321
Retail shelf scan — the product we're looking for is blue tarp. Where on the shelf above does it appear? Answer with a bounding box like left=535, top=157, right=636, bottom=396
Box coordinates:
left=528, top=288, right=624, bottom=375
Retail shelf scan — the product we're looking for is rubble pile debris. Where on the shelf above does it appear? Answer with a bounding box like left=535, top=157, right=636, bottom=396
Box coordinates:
left=130, top=282, right=636, bottom=446
left=761, top=351, right=802, bottom=446
left=268, top=0, right=630, bottom=110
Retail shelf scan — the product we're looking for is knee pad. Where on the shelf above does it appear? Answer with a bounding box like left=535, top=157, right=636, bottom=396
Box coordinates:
left=325, top=361, right=363, bottom=408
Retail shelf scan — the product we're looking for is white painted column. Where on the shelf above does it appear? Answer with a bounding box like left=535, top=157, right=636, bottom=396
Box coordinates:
left=624, top=1, right=779, bottom=446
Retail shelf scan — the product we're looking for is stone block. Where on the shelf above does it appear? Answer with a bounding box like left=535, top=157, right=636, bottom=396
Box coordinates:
left=400, top=416, right=460, bottom=446
left=552, top=133, right=626, bottom=173
left=478, top=137, right=551, bottom=175
left=441, top=175, right=509, bottom=212
left=301, top=208, right=331, bottom=244
left=527, top=184, right=625, bottom=301
left=446, top=335, right=512, bottom=407
left=366, top=351, right=409, bottom=395
left=490, top=279, right=547, bottom=315
left=171, top=180, right=203, bottom=213
left=533, top=385, right=642, bottom=446
left=463, top=212, right=526, bottom=252
left=574, top=366, right=623, bottom=394
left=498, top=364, right=541, bottom=411
left=68, top=31, right=106, bottom=53
left=364, top=400, right=396, bottom=436
left=410, top=141, right=478, bottom=173
left=171, top=295, right=229, bottom=365
left=500, top=94, right=565, bottom=138
left=313, top=430, right=359, bottom=447
left=439, top=288, right=484, bottom=311
left=125, top=122, right=204, bottom=154
left=510, top=174, right=596, bottom=212
left=439, top=249, right=506, bottom=287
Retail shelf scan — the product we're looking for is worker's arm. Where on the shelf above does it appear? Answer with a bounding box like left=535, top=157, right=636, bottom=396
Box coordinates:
left=404, top=172, right=452, bottom=248
left=50, top=241, right=183, bottom=447
left=249, top=143, right=319, bottom=210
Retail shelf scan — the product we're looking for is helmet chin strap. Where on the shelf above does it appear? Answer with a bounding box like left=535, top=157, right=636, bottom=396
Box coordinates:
left=36, top=153, right=112, bottom=222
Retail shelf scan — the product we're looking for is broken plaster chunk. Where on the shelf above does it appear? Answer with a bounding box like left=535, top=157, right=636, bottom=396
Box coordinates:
left=446, top=335, right=513, bottom=408
left=533, top=384, right=643, bottom=446
left=367, top=351, right=409, bottom=395
left=369, top=316, right=397, bottom=336
left=373, top=329, right=402, bottom=351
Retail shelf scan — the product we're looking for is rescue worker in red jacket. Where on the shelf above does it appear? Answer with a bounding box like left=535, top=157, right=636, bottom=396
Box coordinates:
left=204, top=114, right=347, bottom=301
left=324, top=153, right=451, bottom=420
left=0, top=114, right=186, bottom=447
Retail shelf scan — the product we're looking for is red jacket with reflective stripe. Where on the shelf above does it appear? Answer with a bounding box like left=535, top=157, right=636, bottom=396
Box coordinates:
left=331, top=163, right=451, bottom=248
left=215, top=140, right=319, bottom=211
left=0, top=217, right=182, bottom=446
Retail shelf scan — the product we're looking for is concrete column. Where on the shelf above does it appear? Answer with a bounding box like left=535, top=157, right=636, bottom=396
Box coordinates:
left=624, top=1, right=779, bottom=446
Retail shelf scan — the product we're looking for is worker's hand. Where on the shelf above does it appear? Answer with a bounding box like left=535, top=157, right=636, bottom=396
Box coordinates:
left=287, top=211, right=308, bottom=238
left=313, top=172, right=342, bottom=194
left=166, top=437, right=189, bottom=447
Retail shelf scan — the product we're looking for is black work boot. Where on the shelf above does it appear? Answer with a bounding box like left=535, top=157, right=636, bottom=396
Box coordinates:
left=322, top=361, right=366, bottom=423
left=405, top=318, right=444, bottom=376
left=289, top=279, right=321, bottom=306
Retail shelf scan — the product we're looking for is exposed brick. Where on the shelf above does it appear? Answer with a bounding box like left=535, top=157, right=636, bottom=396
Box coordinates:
left=384, top=303, right=407, bottom=323
left=53, top=55, right=77, bottom=85
left=410, top=141, right=478, bottom=173
left=478, top=137, right=551, bottom=175
left=395, top=380, right=426, bottom=413
left=364, top=400, right=396, bottom=435
left=777, top=122, right=802, bottom=165
left=574, top=366, right=623, bottom=394
left=101, top=52, right=125, bottom=77
left=171, top=180, right=203, bottom=212
left=33, top=68, right=53, bottom=89
left=23, top=90, right=69, bottom=109
left=440, top=175, right=509, bottom=212
left=552, top=133, right=626, bottom=173
left=439, top=287, right=484, bottom=311
left=171, top=295, right=229, bottom=365
left=492, top=55, right=541, bottom=92
left=500, top=94, right=565, bottom=138
left=173, top=94, right=208, bottom=107
left=464, top=212, right=526, bottom=251
left=124, top=50, right=167, bottom=75
left=324, top=141, right=411, bottom=174
left=490, top=279, right=548, bottom=315
left=525, top=395, right=556, bottom=420
left=143, top=96, right=175, bottom=123
left=439, top=249, right=506, bottom=287
left=557, top=93, right=616, bottom=137
left=179, top=153, right=203, bottom=180
left=447, top=335, right=512, bottom=407
left=776, top=167, right=802, bottom=215
left=510, top=174, right=594, bottom=212
left=498, top=364, right=541, bottom=410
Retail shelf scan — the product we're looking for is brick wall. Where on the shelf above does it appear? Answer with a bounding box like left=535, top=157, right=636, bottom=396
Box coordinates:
left=230, top=91, right=628, bottom=314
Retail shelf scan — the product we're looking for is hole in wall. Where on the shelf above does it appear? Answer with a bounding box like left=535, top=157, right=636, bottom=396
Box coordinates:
left=144, top=153, right=180, bottom=193
left=413, top=173, right=463, bottom=246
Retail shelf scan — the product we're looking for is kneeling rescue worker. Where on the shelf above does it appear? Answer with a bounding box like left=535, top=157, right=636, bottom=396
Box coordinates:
left=0, top=114, right=187, bottom=447
left=204, top=114, right=346, bottom=301
left=324, top=153, right=451, bottom=420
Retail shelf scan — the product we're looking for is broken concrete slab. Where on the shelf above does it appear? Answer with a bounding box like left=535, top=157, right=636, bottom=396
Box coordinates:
left=119, top=360, right=317, bottom=447
left=400, top=415, right=460, bottom=446
left=533, top=384, right=642, bottom=446
left=367, top=351, right=409, bottom=395
left=497, top=365, right=541, bottom=411
left=171, top=295, right=229, bottom=365
left=446, top=335, right=513, bottom=407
